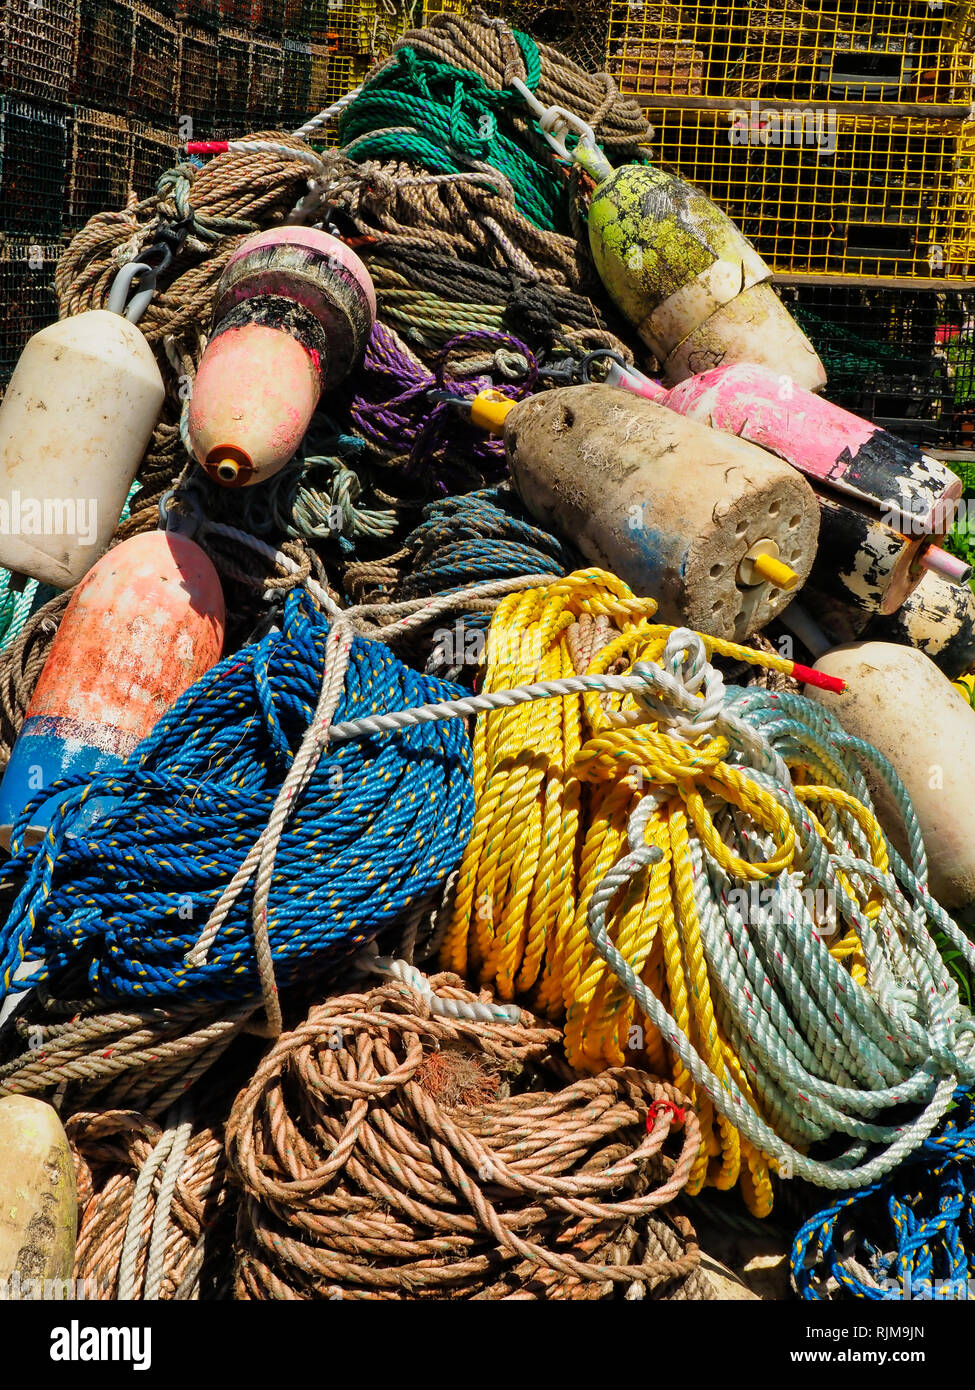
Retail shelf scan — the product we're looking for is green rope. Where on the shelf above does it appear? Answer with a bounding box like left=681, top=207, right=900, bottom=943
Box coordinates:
left=337, top=38, right=569, bottom=232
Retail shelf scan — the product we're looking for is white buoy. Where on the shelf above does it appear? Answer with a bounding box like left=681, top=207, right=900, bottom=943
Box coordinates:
left=0, top=310, right=164, bottom=587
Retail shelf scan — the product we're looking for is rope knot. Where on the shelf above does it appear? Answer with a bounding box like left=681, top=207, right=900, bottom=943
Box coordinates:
left=630, top=629, right=726, bottom=743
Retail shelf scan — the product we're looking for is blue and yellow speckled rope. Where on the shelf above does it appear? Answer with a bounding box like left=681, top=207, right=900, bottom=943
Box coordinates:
left=0, top=587, right=473, bottom=1007
left=792, top=1092, right=975, bottom=1300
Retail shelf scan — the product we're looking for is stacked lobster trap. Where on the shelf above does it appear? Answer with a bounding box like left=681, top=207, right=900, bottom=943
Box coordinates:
left=606, top=0, right=975, bottom=450
left=0, top=0, right=426, bottom=389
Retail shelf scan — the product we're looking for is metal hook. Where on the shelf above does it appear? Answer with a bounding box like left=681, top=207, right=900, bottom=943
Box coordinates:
left=107, top=261, right=159, bottom=324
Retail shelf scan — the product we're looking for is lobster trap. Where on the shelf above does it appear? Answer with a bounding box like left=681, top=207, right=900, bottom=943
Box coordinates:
left=306, top=49, right=371, bottom=143
left=493, top=0, right=609, bottom=73
left=306, top=0, right=418, bottom=57
left=608, top=0, right=975, bottom=107
left=75, top=0, right=134, bottom=114
left=216, top=29, right=252, bottom=130
left=650, top=105, right=975, bottom=279
left=779, top=284, right=975, bottom=449
left=67, top=106, right=131, bottom=229
left=179, top=25, right=220, bottom=129
left=130, top=7, right=179, bottom=124
left=129, top=121, right=177, bottom=199
left=177, top=0, right=223, bottom=30
left=0, top=99, right=69, bottom=239
left=1, top=0, right=79, bottom=106
left=281, top=37, right=313, bottom=124
left=0, top=238, right=60, bottom=391
left=248, top=37, right=284, bottom=122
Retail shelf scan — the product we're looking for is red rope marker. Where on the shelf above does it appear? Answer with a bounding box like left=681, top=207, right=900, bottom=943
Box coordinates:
left=648, top=1099, right=686, bottom=1132
left=791, top=663, right=846, bottom=694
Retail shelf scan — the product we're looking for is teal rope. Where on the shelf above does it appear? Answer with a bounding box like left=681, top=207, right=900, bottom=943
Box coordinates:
left=338, top=41, right=568, bottom=232
left=584, top=657, right=975, bottom=1194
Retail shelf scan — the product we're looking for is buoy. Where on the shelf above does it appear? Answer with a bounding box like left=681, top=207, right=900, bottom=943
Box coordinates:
left=0, top=530, right=225, bottom=848
left=587, top=165, right=826, bottom=392
left=805, top=641, right=975, bottom=910
left=861, top=571, right=975, bottom=679
left=188, top=227, right=376, bottom=487
left=489, top=384, right=820, bottom=640
left=609, top=358, right=967, bottom=615
left=0, top=1096, right=76, bottom=1285
left=0, top=311, right=164, bottom=588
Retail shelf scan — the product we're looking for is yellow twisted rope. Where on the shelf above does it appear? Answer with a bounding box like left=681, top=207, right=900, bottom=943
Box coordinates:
left=442, top=569, right=896, bottom=1216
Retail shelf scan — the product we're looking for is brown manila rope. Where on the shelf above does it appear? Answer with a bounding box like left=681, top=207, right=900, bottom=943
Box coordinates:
left=226, top=973, right=711, bottom=1300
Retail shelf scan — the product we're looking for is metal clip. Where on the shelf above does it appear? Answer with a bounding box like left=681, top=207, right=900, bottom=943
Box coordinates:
left=106, top=217, right=192, bottom=324
left=507, top=77, right=614, bottom=182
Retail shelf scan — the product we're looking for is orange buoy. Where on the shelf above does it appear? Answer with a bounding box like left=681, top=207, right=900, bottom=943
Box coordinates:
left=188, top=227, right=376, bottom=487
left=0, top=530, right=225, bottom=848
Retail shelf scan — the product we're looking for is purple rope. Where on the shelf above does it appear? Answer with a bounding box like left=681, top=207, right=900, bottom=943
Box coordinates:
left=350, top=324, right=537, bottom=490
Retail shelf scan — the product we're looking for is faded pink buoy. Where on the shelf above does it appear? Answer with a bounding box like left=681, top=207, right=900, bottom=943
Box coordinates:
left=607, top=359, right=966, bottom=614
left=0, top=530, right=226, bottom=847
left=188, top=227, right=376, bottom=487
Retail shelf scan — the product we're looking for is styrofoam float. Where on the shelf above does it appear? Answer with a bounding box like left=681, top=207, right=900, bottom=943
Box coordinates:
left=587, top=165, right=826, bottom=392
left=0, top=311, right=164, bottom=588
left=806, top=640, right=975, bottom=910
left=481, top=384, right=820, bottom=641
left=0, top=1096, right=76, bottom=1284
left=608, top=358, right=967, bottom=614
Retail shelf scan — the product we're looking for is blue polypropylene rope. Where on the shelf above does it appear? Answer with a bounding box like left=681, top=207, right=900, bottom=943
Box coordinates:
left=0, top=587, right=474, bottom=1006
left=792, top=1092, right=975, bottom=1300
left=399, top=485, right=578, bottom=601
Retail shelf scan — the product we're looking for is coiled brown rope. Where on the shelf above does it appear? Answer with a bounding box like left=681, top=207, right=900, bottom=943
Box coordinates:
left=388, top=10, right=651, bottom=161
left=0, top=994, right=258, bottom=1117
left=69, top=1107, right=235, bottom=1300
left=227, top=974, right=704, bottom=1300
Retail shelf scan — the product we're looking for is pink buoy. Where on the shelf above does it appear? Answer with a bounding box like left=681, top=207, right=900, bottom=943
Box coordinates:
left=607, top=359, right=964, bottom=613
left=0, top=530, right=226, bottom=847
left=188, top=227, right=376, bottom=488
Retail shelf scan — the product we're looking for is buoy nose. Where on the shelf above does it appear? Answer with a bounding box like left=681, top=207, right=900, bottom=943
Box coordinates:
left=738, top=540, right=800, bottom=592
left=921, top=544, right=972, bottom=586
left=204, top=446, right=252, bottom=488
left=215, top=458, right=240, bottom=483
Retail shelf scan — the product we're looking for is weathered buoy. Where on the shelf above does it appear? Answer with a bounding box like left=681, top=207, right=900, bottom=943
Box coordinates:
left=806, top=641, right=975, bottom=910
left=861, top=571, right=975, bottom=679
left=610, top=358, right=967, bottom=614
left=0, top=1096, right=76, bottom=1285
left=0, top=530, right=225, bottom=848
left=494, top=384, right=820, bottom=640
left=188, top=227, right=376, bottom=487
left=587, top=165, right=825, bottom=392
left=0, top=311, right=164, bottom=588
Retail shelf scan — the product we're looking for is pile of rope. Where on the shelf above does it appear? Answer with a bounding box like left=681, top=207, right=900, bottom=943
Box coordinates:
left=69, top=1104, right=235, bottom=1300
left=226, top=973, right=710, bottom=1300
left=792, top=1091, right=975, bottom=1301
left=0, top=992, right=258, bottom=1117
left=439, top=568, right=975, bottom=1215
left=0, top=588, right=473, bottom=1030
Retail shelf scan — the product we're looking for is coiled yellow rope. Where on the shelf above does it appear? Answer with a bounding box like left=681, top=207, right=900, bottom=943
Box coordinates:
left=441, top=569, right=946, bottom=1216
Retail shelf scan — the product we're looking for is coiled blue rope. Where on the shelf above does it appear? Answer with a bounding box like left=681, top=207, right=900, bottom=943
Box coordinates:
left=399, top=484, right=577, bottom=601
left=0, top=588, right=473, bottom=1007
left=792, top=1092, right=975, bottom=1300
